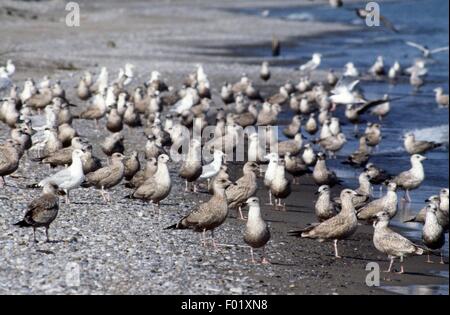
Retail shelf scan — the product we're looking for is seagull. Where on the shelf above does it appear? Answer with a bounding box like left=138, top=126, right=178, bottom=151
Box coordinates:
left=372, top=211, right=425, bottom=274
left=392, top=154, right=427, bottom=202
left=37, top=149, right=86, bottom=204
left=403, top=132, right=443, bottom=155
left=405, top=41, right=449, bottom=58
left=299, top=53, right=322, bottom=74
left=289, top=189, right=362, bottom=258
left=244, top=197, right=271, bottom=264
left=200, top=150, right=226, bottom=181
left=14, top=183, right=60, bottom=243
left=329, top=77, right=365, bottom=105
left=343, top=62, right=360, bottom=77
left=355, top=8, right=398, bottom=33
left=5, top=60, right=15, bottom=77
left=434, top=87, right=449, bottom=108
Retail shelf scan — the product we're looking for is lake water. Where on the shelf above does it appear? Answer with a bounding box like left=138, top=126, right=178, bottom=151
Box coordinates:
left=236, top=0, right=449, bottom=295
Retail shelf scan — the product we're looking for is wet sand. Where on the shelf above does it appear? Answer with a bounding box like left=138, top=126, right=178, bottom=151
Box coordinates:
left=0, top=0, right=448, bottom=295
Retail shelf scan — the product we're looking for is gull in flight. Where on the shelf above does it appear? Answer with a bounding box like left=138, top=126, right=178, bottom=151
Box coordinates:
left=329, top=76, right=366, bottom=105
left=299, top=53, right=322, bottom=74
left=405, top=41, right=449, bottom=58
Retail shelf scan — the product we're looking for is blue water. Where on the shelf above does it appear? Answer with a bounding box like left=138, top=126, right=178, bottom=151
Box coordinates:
left=238, top=0, right=449, bottom=294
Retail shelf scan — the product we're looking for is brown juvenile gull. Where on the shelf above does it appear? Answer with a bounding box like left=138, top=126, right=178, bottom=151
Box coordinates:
left=317, top=133, right=347, bottom=158
left=392, top=154, right=426, bottom=202
left=244, top=197, right=271, bottom=264
left=145, top=135, right=166, bottom=160
left=284, top=152, right=310, bottom=184
left=226, top=161, right=259, bottom=220
left=126, top=158, right=157, bottom=189
left=106, top=107, right=123, bottom=133
left=312, top=153, right=340, bottom=187
left=404, top=195, right=440, bottom=224
left=357, top=182, right=398, bottom=221
left=373, top=211, right=425, bottom=274
left=101, top=132, right=124, bottom=156
left=125, top=154, right=171, bottom=211
left=165, top=178, right=233, bottom=248
left=276, top=133, right=304, bottom=157
left=58, top=123, right=78, bottom=148
left=305, top=113, right=318, bottom=135
left=290, top=189, right=362, bottom=258
left=124, top=151, right=140, bottom=181
left=343, top=136, right=370, bottom=167
left=422, top=204, right=446, bottom=264
left=270, top=160, right=291, bottom=210
left=403, top=133, right=443, bottom=155
left=37, top=149, right=85, bottom=204
left=81, top=145, right=102, bottom=175
left=283, top=115, right=302, bottom=139
left=364, top=123, right=382, bottom=149
left=179, top=139, right=202, bottom=192
left=79, top=88, right=107, bottom=127
left=14, top=183, right=59, bottom=243
left=82, top=153, right=125, bottom=203
left=314, top=185, right=337, bottom=222
left=0, top=139, right=21, bottom=188
left=335, top=172, right=372, bottom=210
left=41, top=137, right=88, bottom=168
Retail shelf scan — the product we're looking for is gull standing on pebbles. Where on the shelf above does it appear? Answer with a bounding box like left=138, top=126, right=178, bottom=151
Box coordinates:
left=200, top=150, right=226, bottom=184
left=125, top=154, right=171, bottom=211
left=37, top=149, right=85, bottom=204
left=82, top=153, right=125, bottom=203
left=372, top=211, right=425, bottom=274
left=403, top=133, right=443, bottom=155
left=290, top=189, right=362, bottom=258
left=422, top=204, right=446, bottom=264
left=14, top=183, right=59, bottom=243
left=179, top=139, right=202, bottom=192
left=244, top=197, right=271, bottom=264
left=357, top=182, right=398, bottom=221
left=264, top=153, right=279, bottom=205
left=0, top=140, right=21, bottom=188
left=226, top=162, right=259, bottom=220
left=270, top=159, right=291, bottom=210
left=314, top=185, right=337, bottom=222
left=165, top=178, right=233, bottom=248
left=393, top=154, right=426, bottom=202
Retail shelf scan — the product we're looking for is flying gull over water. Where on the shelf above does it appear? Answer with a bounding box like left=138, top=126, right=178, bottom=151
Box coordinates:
left=405, top=41, right=449, bottom=58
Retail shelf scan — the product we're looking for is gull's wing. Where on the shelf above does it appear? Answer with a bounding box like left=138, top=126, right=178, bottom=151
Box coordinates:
left=331, top=77, right=360, bottom=94
left=430, top=46, right=449, bottom=54
left=406, top=41, right=427, bottom=53
left=380, top=15, right=398, bottom=33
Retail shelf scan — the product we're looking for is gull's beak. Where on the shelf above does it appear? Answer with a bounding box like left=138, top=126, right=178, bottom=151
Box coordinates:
left=314, top=190, right=320, bottom=195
